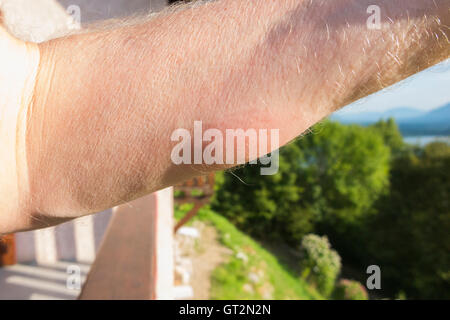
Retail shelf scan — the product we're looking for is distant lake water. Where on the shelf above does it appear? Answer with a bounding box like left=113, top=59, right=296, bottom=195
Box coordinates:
left=403, top=136, right=450, bottom=146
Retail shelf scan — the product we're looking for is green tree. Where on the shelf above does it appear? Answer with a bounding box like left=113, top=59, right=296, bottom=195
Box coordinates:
left=212, top=121, right=391, bottom=245
left=369, top=118, right=405, bottom=156
left=365, top=142, right=450, bottom=299
left=295, top=122, right=390, bottom=226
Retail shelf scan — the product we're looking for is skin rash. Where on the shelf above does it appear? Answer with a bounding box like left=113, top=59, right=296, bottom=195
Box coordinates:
left=0, top=0, right=449, bottom=233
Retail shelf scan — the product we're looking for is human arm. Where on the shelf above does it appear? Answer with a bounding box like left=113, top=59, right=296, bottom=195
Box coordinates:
left=1, top=0, right=449, bottom=233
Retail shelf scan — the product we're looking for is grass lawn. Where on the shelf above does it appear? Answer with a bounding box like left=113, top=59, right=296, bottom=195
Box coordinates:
left=175, top=203, right=322, bottom=300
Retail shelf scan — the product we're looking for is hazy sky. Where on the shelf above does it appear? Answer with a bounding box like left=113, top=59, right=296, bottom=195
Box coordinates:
left=337, top=59, right=450, bottom=114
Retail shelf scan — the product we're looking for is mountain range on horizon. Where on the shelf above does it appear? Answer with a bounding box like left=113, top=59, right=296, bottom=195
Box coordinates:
left=330, top=103, right=450, bottom=136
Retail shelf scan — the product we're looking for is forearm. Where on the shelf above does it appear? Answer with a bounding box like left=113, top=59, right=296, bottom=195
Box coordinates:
left=11, top=0, right=450, bottom=230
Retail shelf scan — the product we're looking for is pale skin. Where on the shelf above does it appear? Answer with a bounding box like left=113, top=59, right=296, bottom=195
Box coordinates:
left=0, top=0, right=449, bottom=234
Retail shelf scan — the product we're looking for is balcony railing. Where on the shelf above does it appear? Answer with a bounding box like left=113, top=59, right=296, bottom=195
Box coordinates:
left=79, top=188, right=174, bottom=300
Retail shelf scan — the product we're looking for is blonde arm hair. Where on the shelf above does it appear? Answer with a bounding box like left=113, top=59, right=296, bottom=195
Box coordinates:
left=1, top=0, right=449, bottom=233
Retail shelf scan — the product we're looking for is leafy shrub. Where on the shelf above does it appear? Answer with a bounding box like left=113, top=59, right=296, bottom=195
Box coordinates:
left=332, top=279, right=368, bottom=300
left=299, top=234, right=341, bottom=297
